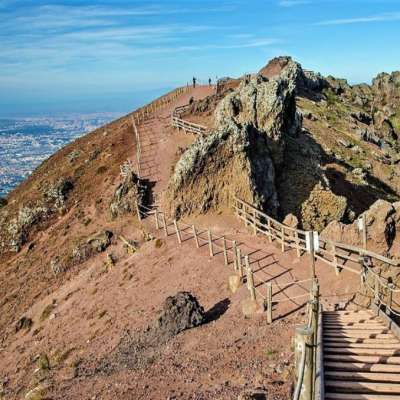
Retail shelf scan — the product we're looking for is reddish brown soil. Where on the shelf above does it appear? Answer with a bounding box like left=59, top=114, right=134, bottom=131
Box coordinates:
left=0, top=86, right=361, bottom=400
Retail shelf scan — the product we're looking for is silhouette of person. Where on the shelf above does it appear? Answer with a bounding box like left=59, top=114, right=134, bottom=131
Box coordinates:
left=193, top=77, right=196, bottom=88
left=208, top=78, right=212, bottom=86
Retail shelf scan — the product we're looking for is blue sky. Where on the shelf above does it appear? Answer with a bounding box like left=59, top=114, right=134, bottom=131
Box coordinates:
left=1, top=0, right=400, bottom=116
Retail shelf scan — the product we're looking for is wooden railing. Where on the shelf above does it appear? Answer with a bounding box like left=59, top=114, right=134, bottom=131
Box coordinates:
left=171, top=116, right=208, bottom=135
left=293, top=282, right=322, bottom=400
left=130, top=86, right=190, bottom=177
left=171, top=103, right=208, bottom=135
left=233, top=196, right=399, bottom=277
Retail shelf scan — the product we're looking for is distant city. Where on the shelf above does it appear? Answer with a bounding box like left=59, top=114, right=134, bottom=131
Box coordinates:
left=0, top=113, right=122, bottom=197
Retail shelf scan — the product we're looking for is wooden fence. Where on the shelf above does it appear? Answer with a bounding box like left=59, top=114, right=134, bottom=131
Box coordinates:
left=171, top=103, right=208, bottom=135
left=132, top=200, right=317, bottom=324
left=233, top=196, right=399, bottom=277
left=293, top=281, right=322, bottom=400
left=130, top=86, right=190, bottom=178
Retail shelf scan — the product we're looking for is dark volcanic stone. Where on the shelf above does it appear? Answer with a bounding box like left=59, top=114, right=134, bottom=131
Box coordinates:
left=156, top=291, right=205, bottom=337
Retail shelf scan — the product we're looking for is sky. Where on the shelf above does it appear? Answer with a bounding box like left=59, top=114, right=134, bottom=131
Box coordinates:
left=0, top=0, right=400, bottom=117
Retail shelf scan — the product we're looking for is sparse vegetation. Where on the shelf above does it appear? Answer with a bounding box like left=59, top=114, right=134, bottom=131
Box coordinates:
left=40, top=303, right=56, bottom=322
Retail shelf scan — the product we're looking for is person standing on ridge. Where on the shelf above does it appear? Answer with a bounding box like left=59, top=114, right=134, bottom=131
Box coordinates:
left=208, top=78, right=212, bottom=86
left=193, top=77, right=196, bottom=88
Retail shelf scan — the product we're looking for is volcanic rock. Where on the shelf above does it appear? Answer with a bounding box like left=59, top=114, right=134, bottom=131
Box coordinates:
left=110, top=169, right=147, bottom=218
left=322, top=199, right=397, bottom=254
left=301, top=183, right=348, bottom=231
left=166, top=64, right=302, bottom=218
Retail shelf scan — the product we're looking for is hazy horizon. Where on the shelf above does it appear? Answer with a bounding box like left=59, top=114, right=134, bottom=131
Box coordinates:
left=1, top=0, right=400, bottom=116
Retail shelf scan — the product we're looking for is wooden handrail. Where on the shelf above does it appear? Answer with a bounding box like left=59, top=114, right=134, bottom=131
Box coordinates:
left=233, top=196, right=399, bottom=273
left=171, top=115, right=208, bottom=135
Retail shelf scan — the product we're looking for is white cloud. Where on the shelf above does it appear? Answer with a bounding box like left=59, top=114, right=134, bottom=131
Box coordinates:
left=316, top=12, right=400, bottom=25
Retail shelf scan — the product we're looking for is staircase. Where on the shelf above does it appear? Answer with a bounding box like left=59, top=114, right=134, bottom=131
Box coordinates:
left=323, top=310, right=400, bottom=399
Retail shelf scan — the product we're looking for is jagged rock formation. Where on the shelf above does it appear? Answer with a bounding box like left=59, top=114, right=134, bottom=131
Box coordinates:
left=325, top=71, right=400, bottom=152
left=0, top=178, right=74, bottom=252
left=301, top=183, right=348, bottom=231
left=165, top=122, right=278, bottom=217
left=110, top=169, right=147, bottom=218
left=166, top=62, right=303, bottom=218
left=321, top=199, right=398, bottom=255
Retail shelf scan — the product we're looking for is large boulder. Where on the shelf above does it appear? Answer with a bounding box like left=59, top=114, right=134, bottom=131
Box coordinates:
left=301, top=183, right=348, bottom=231
left=321, top=200, right=397, bottom=254
left=155, top=292, right=205, bottom=338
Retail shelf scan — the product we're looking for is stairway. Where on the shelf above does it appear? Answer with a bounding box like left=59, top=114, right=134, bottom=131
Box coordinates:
left=323, top=310, right=400, bottom=400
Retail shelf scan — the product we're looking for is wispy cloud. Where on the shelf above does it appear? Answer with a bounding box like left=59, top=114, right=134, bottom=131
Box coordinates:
left=316, top=12, right=400, bottom=25
left=279, top=0, right=311, bottom=7
left=0, top=2, right=279, bottom=73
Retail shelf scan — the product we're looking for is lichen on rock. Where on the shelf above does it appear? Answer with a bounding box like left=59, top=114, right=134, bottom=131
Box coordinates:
left=8, top=206, right=50, bottom=252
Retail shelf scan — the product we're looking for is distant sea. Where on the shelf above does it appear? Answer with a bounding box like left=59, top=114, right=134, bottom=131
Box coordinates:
left=0, top=113, right=122, bottom=198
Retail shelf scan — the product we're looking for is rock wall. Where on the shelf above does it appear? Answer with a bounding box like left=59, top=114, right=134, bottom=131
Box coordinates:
left=165, top=122, right=278, bottom=218
left=321, top=199, right=399, bottom=255
left=165, top=63, right=303, bottom=219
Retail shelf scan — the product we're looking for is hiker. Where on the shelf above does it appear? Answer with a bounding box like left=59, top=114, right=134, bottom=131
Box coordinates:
left=193, top=77, right=196, bottom=88
left=208, top=78, right=212, bottom=86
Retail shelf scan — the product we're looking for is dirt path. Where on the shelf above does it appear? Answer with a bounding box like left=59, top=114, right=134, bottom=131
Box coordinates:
left=133, top=86, right=360, bottom=319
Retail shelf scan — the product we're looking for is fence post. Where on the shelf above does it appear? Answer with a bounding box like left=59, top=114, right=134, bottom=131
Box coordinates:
left=281, top=226, right=285, bottom=252
left=253, top=209, right=257, bottom=235
left=208, top=229, right=214, bottom=257
left=192, top=225, right=199, bottom=248
left=244, top=204, right=249, bottom=227
left=295, top=230, right=301, bottom=258
left=330, top=243, right=339, bottom=275
left=266, top=282, right=273, bottom=324
left=135, top=201, right=142, bottom=222
left=361, top=214, right=367, bottom=250
left=161, top=213, right=168, bottom=236
left=155, top=209, right=159, bottom=229
left=237, top=247, right=243, bottom=279
left=307, top=231, right=316, bottom=278
left=173, top=219, right=182, bottom=244
left=294, top=326, right=314, bottom=400
left=374, top=275, right=380, bottom=305
left=267, top=218, right=273, bottom=243
left=245, top=256, right=256, bottom=301
left=387, top=285, right=393, bottom=316
left=222, top=237, right=228, bottom=266
left=232, top=241, right=238, bottom=271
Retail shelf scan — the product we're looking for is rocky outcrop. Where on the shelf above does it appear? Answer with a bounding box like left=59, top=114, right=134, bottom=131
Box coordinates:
left=259, top=56, right=326, bottom=99
left=110, top=169, right=147, bottom=218
left=7, top=206, right=51, bottom=252
left=165, top=122, right=279, bottom=218
left=326, top=70, right=400, bottom=148
left=72, top=230, right=113, bottom=265
left=215, top=72, right=301, bottom=166
left=166, top=60, right=304, bottom=219
left=301, top=183, right=348, bottom=231
left=42, top=178, right=74, bottom=210
left=321, top=199, right=397, bottom=254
